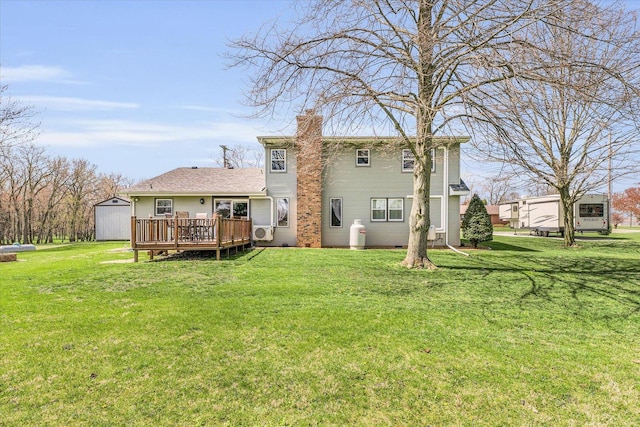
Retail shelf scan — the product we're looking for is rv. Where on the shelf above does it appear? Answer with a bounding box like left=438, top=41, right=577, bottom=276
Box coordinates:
left=498, top=194, right=610, bottom=236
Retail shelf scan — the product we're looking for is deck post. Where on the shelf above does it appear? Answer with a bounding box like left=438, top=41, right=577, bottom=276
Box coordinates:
left=174, top=214, right=179, bottom=248
left=133, top=250, right=138, bottom=263
left=215, top=214, right=222, bottom=249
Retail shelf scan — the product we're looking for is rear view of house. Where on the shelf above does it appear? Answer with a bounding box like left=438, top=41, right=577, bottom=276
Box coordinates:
left=257, top=110, right=470, bottom=248
left=121, top=111, right=470, bottom=251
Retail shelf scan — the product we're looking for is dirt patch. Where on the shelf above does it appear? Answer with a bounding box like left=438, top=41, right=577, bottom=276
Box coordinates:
left=100, top=259, right=135, bottom=264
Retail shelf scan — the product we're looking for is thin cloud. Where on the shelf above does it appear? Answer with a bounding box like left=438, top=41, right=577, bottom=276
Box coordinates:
left=37, top=118, right=262, bottom=149
left=17, top=95, right=139, bottom=111
left=2, top=65, right=71, bottom=82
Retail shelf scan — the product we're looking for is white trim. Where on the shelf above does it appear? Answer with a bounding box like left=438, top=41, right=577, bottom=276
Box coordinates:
left=407, top=194, right=445, bottom=232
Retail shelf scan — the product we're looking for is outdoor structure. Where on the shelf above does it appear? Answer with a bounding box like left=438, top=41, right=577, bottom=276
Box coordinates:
left=499, top=194, right=610, bottom=236
left=257, top=111, right=470, bottom=248
left=121, top=168, right=263, bottom=260
left=94, top=197, right=131, bottom=241
left=460, top=204, right=507, bottom=226
left=121, top=111, right=470, bottom=255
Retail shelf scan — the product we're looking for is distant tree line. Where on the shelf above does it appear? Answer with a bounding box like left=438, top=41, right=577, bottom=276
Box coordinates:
left=0, top=84, right=134, bottom=244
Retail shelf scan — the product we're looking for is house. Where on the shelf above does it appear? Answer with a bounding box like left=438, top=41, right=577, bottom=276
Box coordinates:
left=460, top=204, right=507, bottom=226
left=94, top=196, right=131, bottom=240
left=121, top=111, right=470, bottom=250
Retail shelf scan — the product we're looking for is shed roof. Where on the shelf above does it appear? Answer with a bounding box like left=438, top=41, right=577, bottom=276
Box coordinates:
left=121, top=167, right=265, bottom=196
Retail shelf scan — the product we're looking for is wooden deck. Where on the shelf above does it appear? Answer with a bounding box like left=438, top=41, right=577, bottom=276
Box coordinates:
left=130, top=216, right=252, bottom=261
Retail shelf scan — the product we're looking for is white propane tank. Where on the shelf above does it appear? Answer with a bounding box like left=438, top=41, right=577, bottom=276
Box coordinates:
left=350, top=219, right=366, bottom=250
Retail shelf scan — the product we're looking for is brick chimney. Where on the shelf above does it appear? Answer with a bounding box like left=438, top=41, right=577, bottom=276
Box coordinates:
left=296, top=110, right=323, bottom=248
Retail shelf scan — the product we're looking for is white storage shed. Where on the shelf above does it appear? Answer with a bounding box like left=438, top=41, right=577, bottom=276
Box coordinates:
left=94, top=197, right=131, bottom=241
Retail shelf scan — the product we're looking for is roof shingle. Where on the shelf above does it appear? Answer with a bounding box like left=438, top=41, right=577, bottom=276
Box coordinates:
left=122, top=167, right=265, bottom=195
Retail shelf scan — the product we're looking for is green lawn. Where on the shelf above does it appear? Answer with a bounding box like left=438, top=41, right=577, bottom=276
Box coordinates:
left=1, top=233, right=639, bottom=426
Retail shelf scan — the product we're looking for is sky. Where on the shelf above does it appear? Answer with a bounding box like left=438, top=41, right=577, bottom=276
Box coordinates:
left=0, top=0, right=296, bottom=181
left=1, top=0, right=639, bottom=192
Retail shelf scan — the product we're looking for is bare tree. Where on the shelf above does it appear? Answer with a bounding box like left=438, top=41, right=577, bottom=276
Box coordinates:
left=213, top=144, right=264, bottom=169
left=468, top=0, right=640, bottom=246
left=230, top=0, right=566, bottom=268
left=65, top=159, right=99, bottom=242
left=0, top=83, right=40, bottom=243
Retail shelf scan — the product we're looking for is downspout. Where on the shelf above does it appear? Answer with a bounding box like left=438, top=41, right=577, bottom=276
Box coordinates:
left=443, top=146, right=469, bottom=256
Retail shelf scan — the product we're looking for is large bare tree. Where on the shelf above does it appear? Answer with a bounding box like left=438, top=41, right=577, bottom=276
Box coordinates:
left=231, top=0, right=566, bottom=267
left=467, top=0, right=640, bottom=246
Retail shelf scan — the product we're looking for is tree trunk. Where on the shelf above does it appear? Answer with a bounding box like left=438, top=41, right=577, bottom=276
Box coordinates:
left=559, top=187, right=576, bottom=247
left=402, top=0, right=436, bottom=269
left=402, top=145, right=435, bottom=269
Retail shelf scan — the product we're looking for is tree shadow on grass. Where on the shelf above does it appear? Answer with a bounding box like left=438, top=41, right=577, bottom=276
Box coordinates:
left=452, top=255, right=640, bottom=325
left=478, top=241, right=539, bottom=252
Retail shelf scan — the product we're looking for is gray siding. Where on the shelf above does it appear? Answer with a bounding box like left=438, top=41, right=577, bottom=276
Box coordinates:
left=322, top=146, right=449, bottom=247
left=264, top=146, right=298, bottom=247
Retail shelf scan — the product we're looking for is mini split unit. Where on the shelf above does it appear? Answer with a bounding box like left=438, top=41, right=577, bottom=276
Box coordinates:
left=252, top=225, right=274, bottom=241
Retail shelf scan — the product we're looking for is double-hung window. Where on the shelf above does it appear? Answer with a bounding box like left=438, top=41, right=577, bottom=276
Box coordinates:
left=271, top=149, right=286, bottom=172
left=402, top=149, right=436, bottom=172
left=155, top=198, right=173, bottom=216
left=402, top=149, right=415, bottom=172
left=371, top=198, right=404, bottom=222
left=356, top=149, right=370, bottom=167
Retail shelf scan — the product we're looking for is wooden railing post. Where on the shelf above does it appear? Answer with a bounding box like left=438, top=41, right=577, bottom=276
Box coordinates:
left=131, top=216, right=137, bottom=249
left=174, top=214, right=179, bottom=248
left=215, top=215, right=221, bottom=248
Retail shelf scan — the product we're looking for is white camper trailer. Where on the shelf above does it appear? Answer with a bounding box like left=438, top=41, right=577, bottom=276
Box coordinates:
left=499, top=194, right=610, bottom=236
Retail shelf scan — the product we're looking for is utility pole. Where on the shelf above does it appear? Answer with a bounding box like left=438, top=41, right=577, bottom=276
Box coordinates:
left=220, top=145, right=230, bottom=169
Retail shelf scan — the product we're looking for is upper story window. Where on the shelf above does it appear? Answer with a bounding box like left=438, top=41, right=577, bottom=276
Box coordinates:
left=402, top=149, right=436, bottom=172
left=155, top=198, right=173, bottom=216
left=402, top=149, right=415, bottom=172
left=270, top=149, right=286, bottom=172
left=356, top=149, right=370, bottom=167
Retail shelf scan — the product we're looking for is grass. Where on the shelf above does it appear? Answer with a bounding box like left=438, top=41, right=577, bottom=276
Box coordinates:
left=1, top=233, right=639, bottom=426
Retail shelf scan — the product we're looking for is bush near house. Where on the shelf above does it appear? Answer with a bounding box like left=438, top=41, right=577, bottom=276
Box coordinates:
left=1, top=236, right=639, bottom=425
left=461, top=193, right=494, bottom=248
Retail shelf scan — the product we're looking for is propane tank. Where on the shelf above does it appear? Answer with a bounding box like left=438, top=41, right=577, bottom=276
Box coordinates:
left=349, top=219, right=366, bottom=250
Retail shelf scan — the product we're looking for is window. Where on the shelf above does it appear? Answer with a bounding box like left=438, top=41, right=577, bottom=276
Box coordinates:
left=271, top=149, right=286, bottom=172
left=330, top=198, right=343, bottom=227
left=401, top=149, right=436, bottom=172
left=277, top=198, right=289, bottom=227
left=371, top=198, right=387, bottom=221
left=402, top=149, right=414, bottom=172
left=155, top=198, right=173, bottom=216
left=356, top=149, right=370, bottom=167
left=371, top=198, right=404, bottom=222
left=214, top=199, right=249, bottom=219
left=388, top=198, right=404, bottom=221
left=579, top=203, right=604, bottom=218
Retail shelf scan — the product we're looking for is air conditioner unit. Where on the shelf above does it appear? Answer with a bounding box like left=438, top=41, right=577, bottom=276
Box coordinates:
left=252, top=225, right=274, bottom=241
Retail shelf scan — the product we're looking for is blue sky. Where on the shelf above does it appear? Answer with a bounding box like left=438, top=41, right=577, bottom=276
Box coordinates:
left=1, top=0, right=638, bottom=193
left=1, top=0, right=295, bottom=181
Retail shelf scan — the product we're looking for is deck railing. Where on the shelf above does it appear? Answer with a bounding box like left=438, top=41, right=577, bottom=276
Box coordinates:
left=131, top=215, right=252, bottom=250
